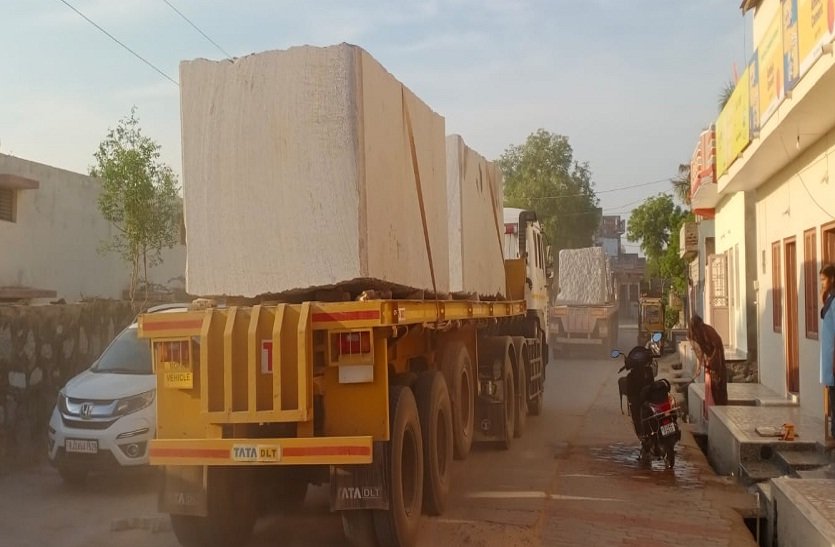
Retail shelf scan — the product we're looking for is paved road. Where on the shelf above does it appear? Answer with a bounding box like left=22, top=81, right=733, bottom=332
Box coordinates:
left=0, top=327, right=757, bottom=546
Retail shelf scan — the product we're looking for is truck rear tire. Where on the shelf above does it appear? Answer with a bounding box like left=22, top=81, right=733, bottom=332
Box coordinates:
left=170, top=468, right=257, bottom=547
left=514, top=350, right=527, bottom=438
left=373, top=385, right=423, bottom=547
left=274, top=469, right=308, bottom=512
left=415, top=371, right=452, bottom=516
left=441, top=344, right=474, bottom=460
left=528, top=389, right=543, bottom=416
left=499, top=354, right=516, bottom=450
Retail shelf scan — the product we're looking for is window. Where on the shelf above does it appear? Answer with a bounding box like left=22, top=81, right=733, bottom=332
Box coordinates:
left=0, top=188, right=15, bottom=222
left=804, top=229, right=818, bottom=339
left=823, top=221, right=835, bottom=266
left=772, top=241, right=782, bottom=333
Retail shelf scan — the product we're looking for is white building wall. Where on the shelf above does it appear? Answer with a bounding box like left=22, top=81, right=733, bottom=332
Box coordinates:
left=0, top=154, right=185, bottom=302
left=695, top=220, right=715, bottom=319
left=755, top=127, right=835, bottom=417
left=715, top=193, right=753, bottom=355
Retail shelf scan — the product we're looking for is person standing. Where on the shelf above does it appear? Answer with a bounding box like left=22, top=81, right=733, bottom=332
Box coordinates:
left=819, top=265, right=835, bottom=440
left=688, top=315, right=729, bottom=418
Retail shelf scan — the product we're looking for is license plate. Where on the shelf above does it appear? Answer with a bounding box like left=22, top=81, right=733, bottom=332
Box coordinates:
left=660, top=422, right=677, bottom=437
left=65, top=439, right=98, bottom=454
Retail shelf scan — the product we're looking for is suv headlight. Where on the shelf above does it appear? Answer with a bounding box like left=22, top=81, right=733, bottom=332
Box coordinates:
left=115, top=390, right=155, bottom=416
left=57, top=391, right=68, bottom=413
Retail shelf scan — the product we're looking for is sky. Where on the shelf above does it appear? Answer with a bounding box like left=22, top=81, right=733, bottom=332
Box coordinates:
left=1, top=0, right=752, bottom=252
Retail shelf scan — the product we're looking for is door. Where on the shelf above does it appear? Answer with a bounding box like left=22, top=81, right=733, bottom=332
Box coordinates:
left=708, top=254, right=730, bottom=344
left=785, top=239, right=800, bottom=394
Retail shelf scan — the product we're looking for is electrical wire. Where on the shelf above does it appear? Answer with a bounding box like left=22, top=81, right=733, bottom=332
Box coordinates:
left=527, top=176, right=675, bottom=201
left=56, top=0, right=179, bottom=86
left=161, top=0, right=231, bottom=58
left=779, top=135, right=835, bottom=219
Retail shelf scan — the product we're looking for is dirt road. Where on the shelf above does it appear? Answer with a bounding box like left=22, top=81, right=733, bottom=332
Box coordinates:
left=0, top=326, right=757, bottom=546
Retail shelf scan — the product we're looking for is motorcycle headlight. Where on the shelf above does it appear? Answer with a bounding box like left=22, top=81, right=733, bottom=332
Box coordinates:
left=115, top=390, right=155, bottom=416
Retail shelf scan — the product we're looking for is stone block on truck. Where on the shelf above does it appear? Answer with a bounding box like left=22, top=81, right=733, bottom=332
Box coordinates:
left=140, top=43, right=551, bottom=547
left=549, top=247, right=619, bottom=353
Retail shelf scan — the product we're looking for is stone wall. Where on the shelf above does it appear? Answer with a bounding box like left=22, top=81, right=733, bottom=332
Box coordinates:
left=0, top=300, right=135, bottom=471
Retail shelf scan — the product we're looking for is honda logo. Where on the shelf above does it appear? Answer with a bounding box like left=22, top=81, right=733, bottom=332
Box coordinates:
left=79, top=402, right=94, bottom=419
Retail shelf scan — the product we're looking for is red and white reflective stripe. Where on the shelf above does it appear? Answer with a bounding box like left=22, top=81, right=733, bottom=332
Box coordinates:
left=142, top=319, right=203, bottom=332
left=312, top=310, right=381, bottom=324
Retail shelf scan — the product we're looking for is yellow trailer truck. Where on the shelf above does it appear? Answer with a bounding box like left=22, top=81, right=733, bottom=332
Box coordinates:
left=139, top=212, right=549, bottom=547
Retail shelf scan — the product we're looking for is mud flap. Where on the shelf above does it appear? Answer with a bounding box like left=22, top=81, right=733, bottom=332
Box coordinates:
left=330, top=442, right=389, bottom=511
left=474, top=395, right=506, bottom=441
left=159, top=465, right=208, bottom=517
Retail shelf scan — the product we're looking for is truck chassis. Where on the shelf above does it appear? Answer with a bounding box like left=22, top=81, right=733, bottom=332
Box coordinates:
left=140, top=295, right=546, bottom=547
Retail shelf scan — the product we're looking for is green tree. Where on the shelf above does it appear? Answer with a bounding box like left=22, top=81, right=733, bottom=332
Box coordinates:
left=719, top=80, right=735, bottom=110
left=498, top=129, right=600, bottom=259
left=627, top=194, right=691, bottom=295
left=670, top=163, right=691, bottom=206
left=91, top=108, right=180, bottom=306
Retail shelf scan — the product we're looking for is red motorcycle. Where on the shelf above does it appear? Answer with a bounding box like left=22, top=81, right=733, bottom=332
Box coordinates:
left=612, top=332, right=680, bottom=468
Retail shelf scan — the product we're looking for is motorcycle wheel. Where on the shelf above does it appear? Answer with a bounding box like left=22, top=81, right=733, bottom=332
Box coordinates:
left=638, top=440, right=651, bottom=466
left=664, top=439, right=676, bottom=469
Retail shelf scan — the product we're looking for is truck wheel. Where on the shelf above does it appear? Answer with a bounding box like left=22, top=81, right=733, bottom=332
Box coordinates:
left=499, top=355, right=516, bottom=450
left=415, top=371, right=452, bottom=516
left=442, top=344, right=474, bottom=460
left=342, top=510, right=379, bottom=547
left=514, top=358, right=527, bottom=438
left=528, top=389, right=543, bottom=417
left=373, top=385, right=423, bottom=547
left=170, top=468, right=257, bottom=547
left=275, top=470, right=308, bottom=512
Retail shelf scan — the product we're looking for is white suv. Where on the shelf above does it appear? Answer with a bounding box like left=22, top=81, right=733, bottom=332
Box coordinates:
left=47, top=304, right=186, bottom=485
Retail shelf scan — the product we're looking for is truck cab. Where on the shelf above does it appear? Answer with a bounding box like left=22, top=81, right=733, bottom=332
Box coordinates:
left=503, top=208, right=550, bottom=344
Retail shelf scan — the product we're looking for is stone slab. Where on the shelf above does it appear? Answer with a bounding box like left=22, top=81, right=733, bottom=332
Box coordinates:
left=689, top=382, right=784, bottom=433
left=555, top=247, right=610, bottom=305
left=708, top=405, right=824, bottom=476
left=180, top=44, right=449, bottom=297
left=772, top=478, right=835, bottom=547
left=445, top=135, right=505, bottom=297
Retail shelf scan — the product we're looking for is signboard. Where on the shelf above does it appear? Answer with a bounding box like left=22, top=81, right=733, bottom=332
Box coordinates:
left=716, top=66, right=751, bottom=178
left=748, top=53, right=760, bottom=136
left=784, top=0, right=801, bottom=91
left=798, top=0, right=835, bottom=76
left=758, top=10, right=785, bottom=126
left=163, top=362, right=193, bottom=389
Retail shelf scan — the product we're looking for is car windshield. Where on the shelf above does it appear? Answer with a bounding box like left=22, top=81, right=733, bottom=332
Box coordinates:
left=91, top=327, right=152, bottom=375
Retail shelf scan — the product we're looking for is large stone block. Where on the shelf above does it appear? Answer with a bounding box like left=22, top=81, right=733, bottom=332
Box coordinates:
left=556, top=247, right=610, bottom=305
left=445, top=135, right=505, bottom=297
left=180, top=44, right=448, bottom=297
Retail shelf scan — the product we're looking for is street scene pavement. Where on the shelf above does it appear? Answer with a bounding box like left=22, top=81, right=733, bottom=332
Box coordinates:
left=0, top=325, right=757, bottom=547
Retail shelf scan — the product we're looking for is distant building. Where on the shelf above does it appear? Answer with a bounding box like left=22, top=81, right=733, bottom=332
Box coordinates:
left=595, top=215, right=625, bottom=259
left=0, top=153, right=185, bottom=302
left=592, top=215, right=646, bottom=318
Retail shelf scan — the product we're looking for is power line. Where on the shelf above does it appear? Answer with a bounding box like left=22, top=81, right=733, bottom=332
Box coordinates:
left=56, top=0, right=179, bottom=86
left=162, top=0, right=231, bottom=58
left=527, top=176, right=674, bottom=201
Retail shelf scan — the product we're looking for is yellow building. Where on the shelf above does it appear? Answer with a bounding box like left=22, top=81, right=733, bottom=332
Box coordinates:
left=690, top=0, right=835, bottom=417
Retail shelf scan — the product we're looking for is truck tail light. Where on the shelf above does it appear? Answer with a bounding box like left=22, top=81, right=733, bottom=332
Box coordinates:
left=505, top=223, right=517, bottom=234
left=156, top=340, right=190, bottom=365
left=333, top=331, right=371, bottom=359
